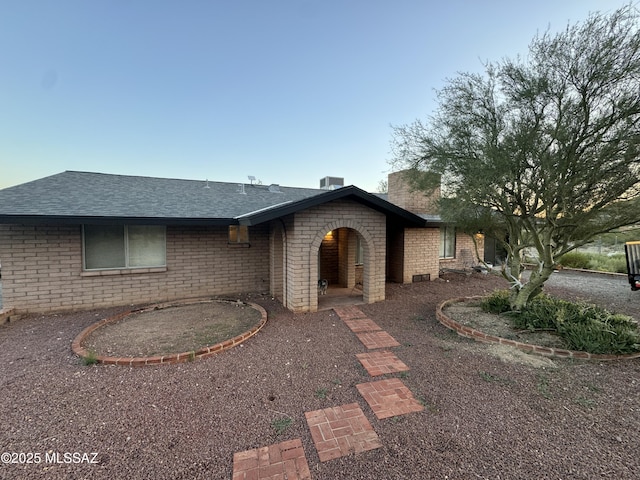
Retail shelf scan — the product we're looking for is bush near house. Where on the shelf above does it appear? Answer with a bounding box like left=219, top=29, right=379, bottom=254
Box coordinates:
left=481, top=290, right=640, bottom=354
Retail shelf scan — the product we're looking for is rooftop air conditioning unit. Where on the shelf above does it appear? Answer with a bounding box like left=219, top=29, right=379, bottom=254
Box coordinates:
left=320, top=176, right=344, bottom=190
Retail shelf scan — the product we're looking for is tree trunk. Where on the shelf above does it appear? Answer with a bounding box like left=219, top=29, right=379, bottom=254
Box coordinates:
left=510, top=262, right=555, bottom=310
left=501, top=250, right=525, bottom=303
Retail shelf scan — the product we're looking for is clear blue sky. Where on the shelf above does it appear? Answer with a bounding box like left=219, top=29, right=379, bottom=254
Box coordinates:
left=0, top=0, right=630, bottom=191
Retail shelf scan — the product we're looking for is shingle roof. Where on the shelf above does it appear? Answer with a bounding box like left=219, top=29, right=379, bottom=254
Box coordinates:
left=0, top=171, right=428, bottom=227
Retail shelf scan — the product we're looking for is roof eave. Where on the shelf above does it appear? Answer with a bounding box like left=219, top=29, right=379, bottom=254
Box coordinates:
left=236, top=186, right=429, bottom=227
left=0, top=215, right=237, bottom=226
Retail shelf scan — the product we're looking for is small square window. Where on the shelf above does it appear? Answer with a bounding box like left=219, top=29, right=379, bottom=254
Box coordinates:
left=229, top=225, right=249, bottom=244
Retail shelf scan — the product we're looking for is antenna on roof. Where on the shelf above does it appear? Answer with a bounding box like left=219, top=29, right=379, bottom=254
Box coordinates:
left=248, top=175, right=256, bottom=185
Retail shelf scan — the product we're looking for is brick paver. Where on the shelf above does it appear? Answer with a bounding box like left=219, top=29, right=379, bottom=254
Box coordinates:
left=343, top=317, right=382, bottom=333
left=332, top=306, right=367, bottom=321
left=304, top=403, right=382, bottom=462
left=232, top=438, right=311, bottom=480
left=355, top=330, right=401, bottom=349
left=356, top=378, right=424, bottom=419
left=356, top=350, right=410, bottom=376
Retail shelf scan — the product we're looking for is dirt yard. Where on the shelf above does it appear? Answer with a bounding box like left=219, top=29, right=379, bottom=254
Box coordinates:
left=84, top=301, right=263, bottom=357
left=0, top=270, right=638, bottom=479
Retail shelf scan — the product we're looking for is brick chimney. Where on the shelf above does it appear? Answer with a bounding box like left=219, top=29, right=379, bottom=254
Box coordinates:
left=387, top=170, right=440, bottom=215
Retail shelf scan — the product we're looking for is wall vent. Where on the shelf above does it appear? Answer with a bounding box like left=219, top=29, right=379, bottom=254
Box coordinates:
left=412, top=273, right=431, bottom=283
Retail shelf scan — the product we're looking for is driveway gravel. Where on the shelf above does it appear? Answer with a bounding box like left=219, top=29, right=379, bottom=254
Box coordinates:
left=0, top=270, right=639, bottom=479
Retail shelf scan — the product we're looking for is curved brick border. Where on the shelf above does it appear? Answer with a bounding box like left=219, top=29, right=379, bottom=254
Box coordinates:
left=72, top=298, right=268, bottom=366
left=436, top=297, right=640, bottom=361
left=0, top=308, right=15, bottom=324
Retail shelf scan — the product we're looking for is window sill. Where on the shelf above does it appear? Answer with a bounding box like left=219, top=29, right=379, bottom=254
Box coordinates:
left=439, top=257, right=457, bottom=261
left=227, top=242, right=251, bottom=248
left=81, top=267, right=167, bottom=277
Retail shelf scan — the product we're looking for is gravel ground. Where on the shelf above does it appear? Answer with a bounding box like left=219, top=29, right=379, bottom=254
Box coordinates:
left=1, top=270, right=639, bottom=480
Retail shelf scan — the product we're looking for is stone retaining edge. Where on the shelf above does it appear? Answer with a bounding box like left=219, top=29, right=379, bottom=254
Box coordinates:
left=436, top=296, right=640, bottom=361
left=71, top=298, right=268, bottom=366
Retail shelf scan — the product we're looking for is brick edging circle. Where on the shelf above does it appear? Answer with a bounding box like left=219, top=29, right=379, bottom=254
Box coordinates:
left=71, top=298, right=268, bottom=366
left=436, top=297, right=640, bottom=361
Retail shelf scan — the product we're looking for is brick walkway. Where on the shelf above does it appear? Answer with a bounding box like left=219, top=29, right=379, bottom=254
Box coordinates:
left=356, top=350, right=410, bottom=376
left=342, top=317, right=382, bottom=333
left=305, top=403, right=382, bottom=462
left=355, top=330, right=401, bottom=349
left=232, top=305, right=425, bottom=476
left=232, top=438, right=311, bottom=480
left=356, top=378, right=425, bottom=419
left=332, top=305, right=368, bottom=320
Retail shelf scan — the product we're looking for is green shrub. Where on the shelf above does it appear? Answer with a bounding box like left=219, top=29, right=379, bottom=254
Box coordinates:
left=82, top=350, right=98, bottom=366
left=587, top=254, right=627, bottom=274
left=480, top=290, right=511, bottom=314
left=558, top=251, right=591, bottom=269
left=554, top=304, right=639, bottom=354
left=480, top=291, right=640, bottom=354
left=271, top=417, right=293, bottom=436
left=558, top=251, right=627, bottom=273
left=508, top=295, right=557, bottom=331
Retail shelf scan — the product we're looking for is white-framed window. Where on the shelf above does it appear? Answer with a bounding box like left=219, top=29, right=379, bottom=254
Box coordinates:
left=228, top=225, right=249, bottom=244
left=440, top=226, right=456, bottom=259
left=355, top=235, right=364, bottom=265
left=83, top=225, right=166, bottom=270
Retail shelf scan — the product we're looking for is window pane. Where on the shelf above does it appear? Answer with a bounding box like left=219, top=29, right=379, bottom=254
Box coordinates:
left=446, top=227, right=456, bottom=257
left=229, top=226, right=238, bottom=242
left=128, top=226, right=166, bottom=267
left=229, top=225, right=249, bottom=243
left=238, top=225, right=249, bottom=243
left=84, top=225, right=125, bottom=269
left=440, top=226, right=456, bottom=258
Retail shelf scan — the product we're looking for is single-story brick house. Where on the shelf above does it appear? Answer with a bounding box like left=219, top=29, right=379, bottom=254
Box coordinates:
left=0, top=170, right=482, bottom=315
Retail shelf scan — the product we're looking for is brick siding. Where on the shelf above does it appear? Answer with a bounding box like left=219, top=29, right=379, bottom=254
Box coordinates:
left=402, top=228, right=441, bottom=283
left=387, top=169, right=485, bottom=281
left=0, top=224, right=269, bottom=314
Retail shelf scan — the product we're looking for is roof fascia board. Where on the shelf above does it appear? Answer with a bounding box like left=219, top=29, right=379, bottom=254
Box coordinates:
left=0, top=215, right=237, bottom=226
left=234, top=200, right=295, bottom=220
left=237, top=186, right=428, bottom=227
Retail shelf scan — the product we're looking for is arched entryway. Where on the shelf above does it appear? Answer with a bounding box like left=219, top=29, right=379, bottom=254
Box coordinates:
left=309, top=218, right=383, bottom=312
left=316, top=227, right=364, bottom=310
left=269, top=200, right=387, bottom=313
